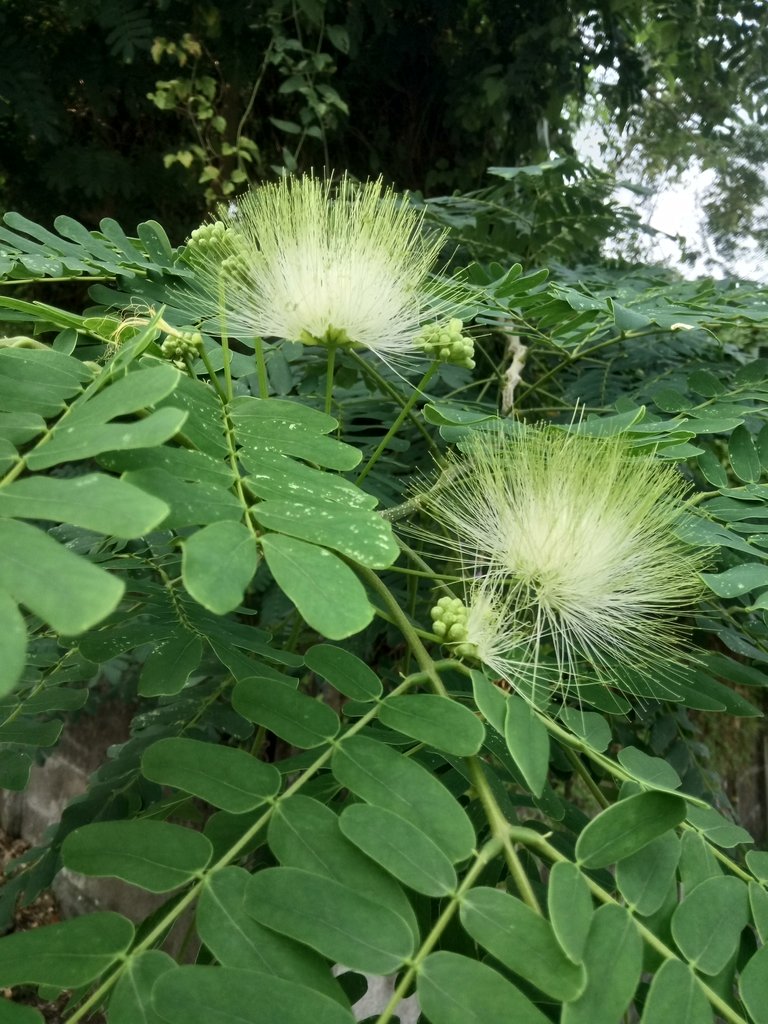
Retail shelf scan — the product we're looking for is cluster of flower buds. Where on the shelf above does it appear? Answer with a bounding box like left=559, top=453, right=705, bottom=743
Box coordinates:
left=185, top=220, right=230, bottom=254
left=417, top=318, right=475, bottom=369
left=185, top=220, right=252, bottom=284
left=160, top=328, right=203, bottom=365
left=429, top=595, right=477, bottom=657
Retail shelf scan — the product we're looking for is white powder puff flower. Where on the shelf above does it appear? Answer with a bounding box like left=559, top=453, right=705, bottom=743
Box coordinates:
left=176, top=174, right=458, bottom=362
left=415, top=426, right=708, bottom=695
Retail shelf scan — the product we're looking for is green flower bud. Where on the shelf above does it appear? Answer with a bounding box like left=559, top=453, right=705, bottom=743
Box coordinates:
left=186, top=220, right=229, bottom=253
left=416, top=318, right=476, bottom=369
left=429, top=595, right=477, bottom=657
left=160, top=328, right=203, bottom=363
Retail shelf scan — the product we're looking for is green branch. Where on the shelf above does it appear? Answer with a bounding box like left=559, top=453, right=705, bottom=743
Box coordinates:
left=374, top=836, right=504, bottom=1024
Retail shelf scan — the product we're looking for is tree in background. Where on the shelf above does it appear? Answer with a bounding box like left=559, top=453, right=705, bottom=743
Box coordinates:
left=1, top=0, right=766, bottom=262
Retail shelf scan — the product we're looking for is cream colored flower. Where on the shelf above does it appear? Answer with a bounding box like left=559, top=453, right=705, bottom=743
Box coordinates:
left=177, top=174, right=456, bottom=361
left=415, top=426, right=707, bottom=695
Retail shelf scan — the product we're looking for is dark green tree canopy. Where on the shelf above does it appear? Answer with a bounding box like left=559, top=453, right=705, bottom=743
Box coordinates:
left=1, top=1, right=765, bottom=250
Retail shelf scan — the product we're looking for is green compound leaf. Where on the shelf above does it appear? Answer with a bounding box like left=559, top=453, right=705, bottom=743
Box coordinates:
left=230, top=396, right=360, bottom=471
left=702, top=563, right=768, bottom=599
left=575, top=792, right=687, bottom=869
left=62, top=820, right=212, bottom=892
left=339, top=804, right=457, bottom=897
left=331, top=735, right=475, bottom=863
left=0, top=718, right=62, bottom=747
left=671, top=875, right=750, bottom=975
left=616, top=746, right=682, bottom=793
left=750, top=881, right=768, bottom=943
left=138, top=632, right=203, bottom=697
left=141, top=737, right=281, bottom=813
left=0, top=474, right=169, bottom=538
left=417, top=952, right=550, bottom=1024
left=0, top=912, right=133, bottom=987
left=241, top=448, right=376, bottom=508
left=616, top=831, right=681, bottom=915
left=504, top=695, right=549, bottom=797
left=261, top=533, right=373, bottom=639
left=746, top=850, right=768, bottom=882
left=304, top=644, right=382, bottom=700
left=0, top=347, right=92, bottom=417
left=0, top=749, right=32, bottom=790
left=679, top=832, right=722, bottom=892
left=696, top=448, right=729, bottom=488
left=231, top=396, right=337, bottom=436
left=252, top=500, right=398, bottom=569
left=459, top=887, right=585, bottom=1001
left=558, top=707, right=612, bottom=752
left=686, top=804, right=753, bottom=848
left=182, top=520, right=259, bottom=614
left=27, top=405, right=188, bottom=470
left=0, top=589, right=26, bottom=695
left=739, top=942, right=768, bottom=1023
left=72, top=363, right=181, bottom=423
left=561, top=905, right=642, bottom=1024
left=729, top=424, right=762, bottom=483
left=25, top=362, right=184, bottom=469
left=640, top=958, right=712, bottom=1024
left=196, top=868, right=346, bottom=1005
left=100, top=444, right=234, bottom=486
left=152, top=966, right=355, bottom=1024
left=0, top=438, right=16, bottom=474
left=245, top=867, right=415, bottom=975
left=688, top=368, right=726, bottom=397
left=0, top=519, right=123, bottom=635
left=267, top=796, right=418, bottom=943
left=108, top=950, right=176, bottom=1024
left=378, top=694, right=485, bottom=756
left=547, top=861, right=593, bottom=965
left=121, top=469, right=242, bottom=529
left=471, top=669, right=506, bottom=733
left=232, top=675, right=339, bottom=748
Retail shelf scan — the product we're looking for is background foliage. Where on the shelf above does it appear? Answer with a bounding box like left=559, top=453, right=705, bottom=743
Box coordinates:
left=1, top=0, right=766, bottom=262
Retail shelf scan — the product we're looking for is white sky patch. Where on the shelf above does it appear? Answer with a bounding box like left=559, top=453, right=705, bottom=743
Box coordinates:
left=574, top=119, right=767, bottom=283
